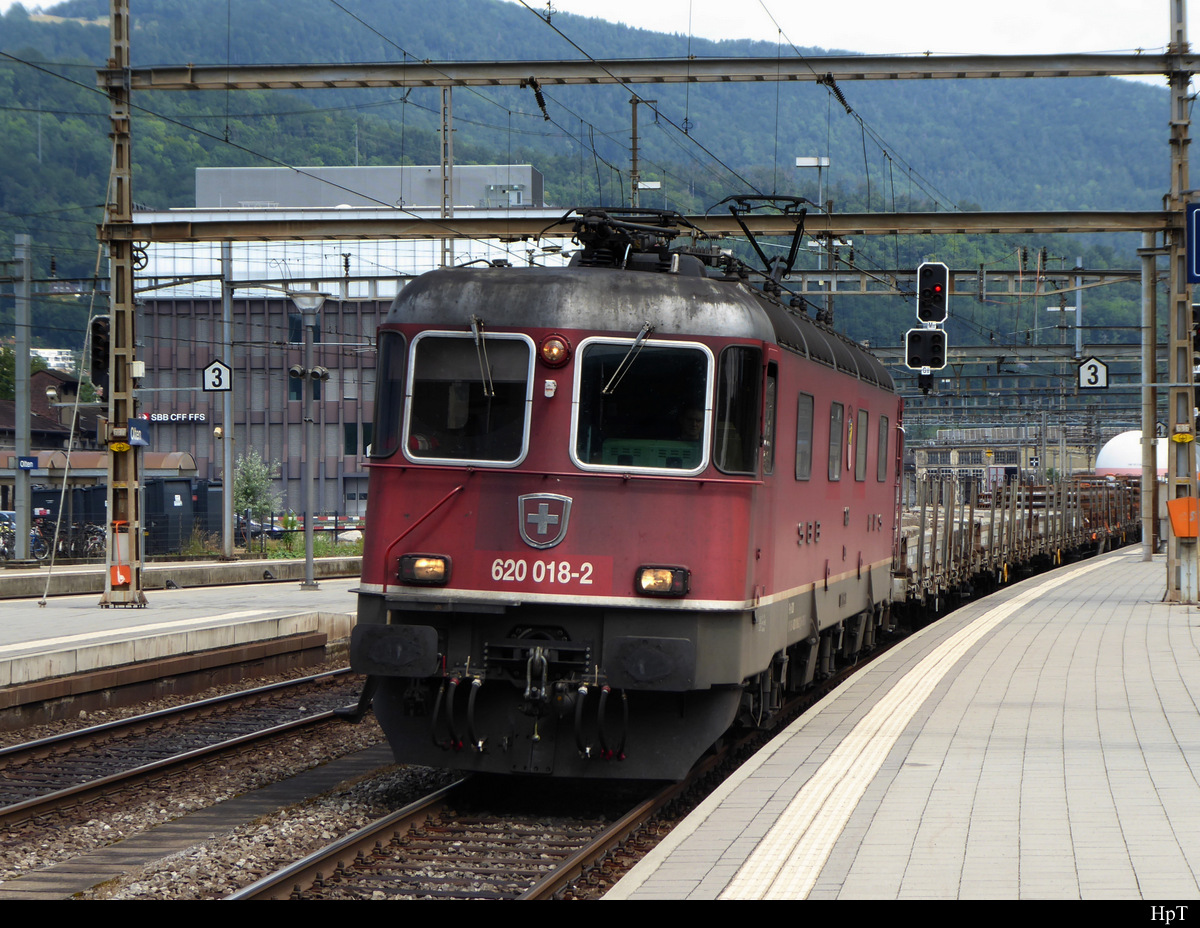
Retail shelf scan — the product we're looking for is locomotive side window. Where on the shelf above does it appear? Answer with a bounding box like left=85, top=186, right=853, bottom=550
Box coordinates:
left=828, top=402, right=844, bottom=481
left=404, top=333, right=533, bottom=466
left=371, top=330, right=407, bottom=458
left=877, top=414, right=890, bottom=482
left=855, top=409, right=869, bottom=481
left=572, top=338, right=712, bottom=474
left=795, top=392, right=814, bottom=480
left=714, top=346, right=762, bottom=475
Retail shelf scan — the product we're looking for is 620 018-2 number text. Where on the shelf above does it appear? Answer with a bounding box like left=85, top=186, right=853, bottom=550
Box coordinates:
left=491, top=557, right=593, bottom=585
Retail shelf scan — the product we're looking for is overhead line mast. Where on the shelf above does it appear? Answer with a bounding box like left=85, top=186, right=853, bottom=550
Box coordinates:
left=1165, top=4, right=1195, bottom=602
left=97, top=0, right=146, bottom=607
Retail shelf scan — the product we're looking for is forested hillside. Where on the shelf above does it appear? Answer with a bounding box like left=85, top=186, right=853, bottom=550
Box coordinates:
left=0, top=0, right=1169, bottom=350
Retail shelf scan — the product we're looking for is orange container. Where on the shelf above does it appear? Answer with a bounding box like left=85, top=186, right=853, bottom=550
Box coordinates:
left=1167, top=497, right=1199, bottom=538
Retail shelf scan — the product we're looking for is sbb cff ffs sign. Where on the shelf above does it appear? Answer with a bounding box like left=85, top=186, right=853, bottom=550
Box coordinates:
left=916, top=261, right=949, bottom=323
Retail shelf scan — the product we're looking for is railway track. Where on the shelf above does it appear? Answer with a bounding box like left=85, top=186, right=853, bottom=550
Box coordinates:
left=0, top=669, right=360, bottom=829
left=229, top=772, right=691, bottom=900
left=228, top=649, right=886, bottom=902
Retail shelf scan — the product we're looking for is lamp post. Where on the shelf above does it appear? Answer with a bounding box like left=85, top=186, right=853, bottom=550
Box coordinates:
left=14, top=234, right=31, bottom=561
left=796, top=157, right=833, bottom=321
left=288, top=288, right=328, bottom=590
left=220, top=242, right=235, bottom=560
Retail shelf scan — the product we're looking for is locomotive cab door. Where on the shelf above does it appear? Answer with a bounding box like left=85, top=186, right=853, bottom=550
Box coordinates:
left=762, top=352, right=780, bottom=477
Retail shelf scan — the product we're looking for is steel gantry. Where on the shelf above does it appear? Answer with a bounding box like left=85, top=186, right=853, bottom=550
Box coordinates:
left=100, top=0, right=1193, bottom=599
left=117, top=53, right=1200, bottom=91
left=129, top=209, right=1170, bottom=244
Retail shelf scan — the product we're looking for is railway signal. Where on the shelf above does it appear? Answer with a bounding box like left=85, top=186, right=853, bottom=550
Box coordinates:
left=916, top=262, right=949, bottom=323
left=905, top=327, right=947, bottom=371
left=89, top=315, right=110, bottom=398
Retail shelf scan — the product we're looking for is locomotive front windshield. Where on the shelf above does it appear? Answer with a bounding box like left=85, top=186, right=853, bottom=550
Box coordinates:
left=404, top=333, right=534, bottom=466
left=573, top=339, right=712, bottom=474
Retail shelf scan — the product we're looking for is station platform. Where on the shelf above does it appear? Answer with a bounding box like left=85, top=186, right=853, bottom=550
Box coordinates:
left=0, top=555, right=361, bottom=601
left=0, top=560, right=360, bottom=721
left=608, top=548, right=1200, bottom=900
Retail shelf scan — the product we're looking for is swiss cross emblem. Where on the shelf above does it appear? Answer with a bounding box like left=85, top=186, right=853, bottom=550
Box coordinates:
left=518, top=494, right=572, bottom=549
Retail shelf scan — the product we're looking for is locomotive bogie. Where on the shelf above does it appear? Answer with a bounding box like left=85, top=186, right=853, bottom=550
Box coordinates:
left=371, top=675, right=744, bottom=780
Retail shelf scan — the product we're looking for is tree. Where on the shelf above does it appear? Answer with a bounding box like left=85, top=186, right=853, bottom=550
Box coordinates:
left=232, top=448, right=282, bottom=520
left=0, top=347, right=48, bottom=401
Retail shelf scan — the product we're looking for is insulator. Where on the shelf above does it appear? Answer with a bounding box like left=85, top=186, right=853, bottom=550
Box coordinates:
left=528, top=77, right=550, bottom=121
left=819, top=73, right=852, bottom=113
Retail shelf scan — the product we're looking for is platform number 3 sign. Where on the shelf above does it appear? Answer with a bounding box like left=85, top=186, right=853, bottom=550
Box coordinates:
left=203, top=359, right=233, bottom=392
left=1077, top=357, right=1108, bottom=390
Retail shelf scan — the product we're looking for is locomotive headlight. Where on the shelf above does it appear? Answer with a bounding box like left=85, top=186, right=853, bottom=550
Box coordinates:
left=636, top=566, right=690, bottom=597
left=539, top=334, right=571, bottom=368
left=399, top=554, right=451, bottom=585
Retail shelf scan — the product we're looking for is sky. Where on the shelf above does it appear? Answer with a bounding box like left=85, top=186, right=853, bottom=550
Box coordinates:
left=0, top=0, right=1192, bottom=86
left=498, top=0, right=1194, bottom=86
left=503, top=0, right=1189, bottom=57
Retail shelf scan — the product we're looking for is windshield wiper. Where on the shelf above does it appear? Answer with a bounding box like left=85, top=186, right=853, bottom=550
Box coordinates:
left=602, top=323, right=654, bottom=395
left=469, top=314, right=495, bottom=397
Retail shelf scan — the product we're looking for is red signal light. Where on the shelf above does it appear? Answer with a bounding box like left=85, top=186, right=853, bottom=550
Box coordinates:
left=916, top=262, right=949, bottom=323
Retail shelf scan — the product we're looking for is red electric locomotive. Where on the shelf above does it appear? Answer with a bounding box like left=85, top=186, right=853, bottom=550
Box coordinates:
left=352, top=207, right=902, bottom=779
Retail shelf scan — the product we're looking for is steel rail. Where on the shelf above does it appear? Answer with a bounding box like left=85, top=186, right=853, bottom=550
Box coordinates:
left=0, top=712, right=340, bottom=829
left=226, top=773, right=687, bottom=901
left=0, top=668, right=350, bottom=764
left=225, top=780, right=464, bottom=900
left=518, top=767, right=704, bottom=900
left=0, top=669, right=354, bottom=829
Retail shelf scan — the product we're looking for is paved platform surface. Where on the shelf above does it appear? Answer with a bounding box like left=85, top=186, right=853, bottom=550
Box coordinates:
left=0, top=555, right=360, bottom=599
left=608, top=548, right=1200, bottom=900
left=0, top=565, right=359, bottom=689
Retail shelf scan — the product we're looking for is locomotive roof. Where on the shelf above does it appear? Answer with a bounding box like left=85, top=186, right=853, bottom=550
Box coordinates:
left=386, top=265, right=892, bottom=391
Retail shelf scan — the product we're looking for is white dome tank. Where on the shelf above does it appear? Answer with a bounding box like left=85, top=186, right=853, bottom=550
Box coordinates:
left=1094, top=430, right=1165, bottom=476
